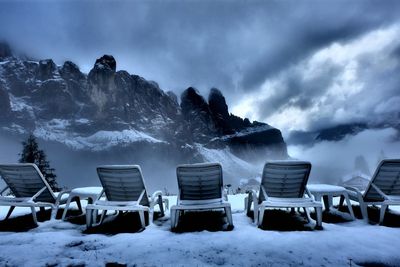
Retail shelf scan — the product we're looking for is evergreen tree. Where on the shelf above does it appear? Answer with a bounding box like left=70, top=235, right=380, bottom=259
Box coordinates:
left=19, top=134, right=60, bottom=191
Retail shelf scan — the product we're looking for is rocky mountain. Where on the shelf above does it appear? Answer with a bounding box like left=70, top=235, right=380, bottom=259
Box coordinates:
left=0, top=42, right=287, bottom=186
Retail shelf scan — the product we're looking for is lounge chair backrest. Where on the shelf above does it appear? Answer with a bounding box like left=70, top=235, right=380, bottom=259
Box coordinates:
left=96, top=165, right=149, bottom=206
left=260, top=161, right=311, bottom=201
left=0, top=163, right=56, bottom=203
left=363, top=159, right=400, bottom=202
left=177, top=163, right=223, bottom=201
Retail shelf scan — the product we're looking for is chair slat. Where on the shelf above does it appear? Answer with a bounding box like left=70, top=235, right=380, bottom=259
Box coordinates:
left=97, top=165, right=149, bottom=206
left=364, top=159, right=400, bottom=201
left=177, top=163, right=223, bottom=201
left=0, top=164, right=56, bottom=203
left=260, top=161, right=311, bottom=200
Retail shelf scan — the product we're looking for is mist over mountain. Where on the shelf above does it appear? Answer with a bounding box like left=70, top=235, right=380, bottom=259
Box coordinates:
left=0, top=42, right=287, bottom=190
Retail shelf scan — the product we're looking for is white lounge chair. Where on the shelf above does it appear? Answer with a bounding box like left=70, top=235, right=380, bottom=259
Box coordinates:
left=0, top=163, right=71, bottom=225
left=245, top=161, right=323, bottom=228
left=170, top=163, right=233, bottom=230
left=85, top=165, right=168, bottom=229
left=344, top=159, right=400, bottom=224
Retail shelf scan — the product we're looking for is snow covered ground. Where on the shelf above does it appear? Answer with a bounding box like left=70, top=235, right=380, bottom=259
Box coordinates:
left=0, top=195, right=399, bottom=267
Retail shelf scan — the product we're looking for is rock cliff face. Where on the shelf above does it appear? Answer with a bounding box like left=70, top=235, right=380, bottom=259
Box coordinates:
left=0, top=42, right=288, bottom=167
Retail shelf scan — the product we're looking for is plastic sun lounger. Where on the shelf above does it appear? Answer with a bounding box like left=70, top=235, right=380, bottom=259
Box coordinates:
left=85, top=165, right=168, bottom=229
left=344, top=159, right=400, bottom=224
left=0, top=163, right=72, bottom=225
left=170, top=163, right=233, bottom=230
left=245, top=161, right=323, bottom=228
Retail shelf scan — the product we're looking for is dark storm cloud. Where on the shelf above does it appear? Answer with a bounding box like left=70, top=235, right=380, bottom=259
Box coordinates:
left=1, top=0, right=400, bottom=135
left=257, top=61, right=341, bottom=118
left=1, top=0, right=400, bottom=98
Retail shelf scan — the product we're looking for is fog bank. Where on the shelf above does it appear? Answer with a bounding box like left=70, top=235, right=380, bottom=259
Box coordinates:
left=288, top=128, right=400, bottom=184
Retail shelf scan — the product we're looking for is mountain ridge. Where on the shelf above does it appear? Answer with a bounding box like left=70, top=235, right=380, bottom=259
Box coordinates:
left=0, top=42, right=288, bottom=167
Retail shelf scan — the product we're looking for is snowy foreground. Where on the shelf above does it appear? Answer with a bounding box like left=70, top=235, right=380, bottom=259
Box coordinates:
left=0, top=195, right=400, bottom=267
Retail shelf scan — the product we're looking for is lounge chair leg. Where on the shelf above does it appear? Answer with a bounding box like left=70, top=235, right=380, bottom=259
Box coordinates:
left=253, top=205, right=259, bottom=225
left=86, top=209, right=93, bottom=228
left=322, top=196, right=330, bottom=212
left=339, top=195, right=345, bottom=208
left=158, top=195, right=165, bottom=217
left=360, top=203, right=369, bottom=222
left=75, top=197, right=83, bottom=213
left=139, top=211, right=146, bottom=229
left=379, top=205, right=388, bottom=225
left=246, top=196, right=253, bottom=217
left=99, top=210, right=107, bottom=225
left=315, top=207, right=322, bottom=228
left=61, top=196, right=73, bottom=221
left=303, top=208, right=311, bottom=223
left=148, top=210, right=154, bottom=224
left=31, top=207, right=38, bottom=225
left=170, top=208, right=177, bottom=230
left=5, top=206, right=15, bottom=220
left=343, top=193, right=355, bottom=220
left=50, top=204, right=59, bottom=220
left=244, top=196, right=249, bottom=213
left=258, top=206, right=265, bottom=227
left=224, top=207, right=233, bottom=227
left=92, top=209, right=99, bottom=225
left=164, top=198, right=169, bottom=210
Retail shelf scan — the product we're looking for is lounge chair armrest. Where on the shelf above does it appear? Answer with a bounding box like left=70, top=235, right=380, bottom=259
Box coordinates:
left=370, top=183, right=389, bottom=200
left=305, top=188, right=314, bottom=200
left=31, top=186, right=49, bottom=201
left=223, top=189, right=228, bottom=201
left=246, top=189, right=259, bottom=213
left=261, top=185, right=269, bottom=201
left=0, top=185, right=9, bottom=196
left=54, top=189, right=71, bottom=205
left=136, top=189, right=146, bottom=204
left=344, top=186, right=360, bottom=192
left=344, top=186, right=364, bottom=199
left=95, top=189, right=105, bottom=201
left=150, top=190, right=169, bottom=212
left=249, top=189, right=258, bottom=200
left=151, top=190, right=163, bottom=203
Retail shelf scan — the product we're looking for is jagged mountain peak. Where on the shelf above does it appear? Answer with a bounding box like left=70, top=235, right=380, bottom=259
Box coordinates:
left=94, top=54, right=116, bottom=72
left=0, top=46, right=287, bottom=167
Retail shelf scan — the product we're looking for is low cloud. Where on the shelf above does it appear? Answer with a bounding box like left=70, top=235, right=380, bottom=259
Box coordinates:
left=288, top=128, right=400, bottom=184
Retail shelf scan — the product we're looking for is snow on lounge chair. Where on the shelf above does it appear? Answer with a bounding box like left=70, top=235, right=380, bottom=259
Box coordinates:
left=344, top=159, right=400, bottom=224
left=245, top=161, right=323, bottom=228
left=0, top=163, right=71, bottom=225
left=85, top=165, right=168, bottom=229
left=170, top=163, right=233, bottom=230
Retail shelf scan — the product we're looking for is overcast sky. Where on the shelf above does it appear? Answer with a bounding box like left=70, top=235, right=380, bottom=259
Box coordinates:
left=1, top=0, right=399, bottom=134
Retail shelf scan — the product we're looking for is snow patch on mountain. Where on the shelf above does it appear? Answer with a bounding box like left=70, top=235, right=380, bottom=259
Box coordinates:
left=195, top=143, right=259, bottom=180
left=215, top=125, right=273, bottom=141
left=9, top=94, right=35, bottom=118
left=34, top=119, right=166, bottom=151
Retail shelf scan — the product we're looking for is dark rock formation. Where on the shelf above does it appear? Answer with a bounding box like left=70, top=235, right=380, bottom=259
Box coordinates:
left=87, top=55, right=117, bottom=114
left=0, top=48, right=288, bottom=164
left=181, top=87, right=287, bottom=155
left=208, top=88, right=232, bottom=135
left=181, top=87, right=217, bottom=142
left=60, top=61, right=88, bottom=102
left=37, top=59, right=57, bottom=81
left=0, top=88, right=11, bottom=119
left=60, top=61, right=85, bottom=81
